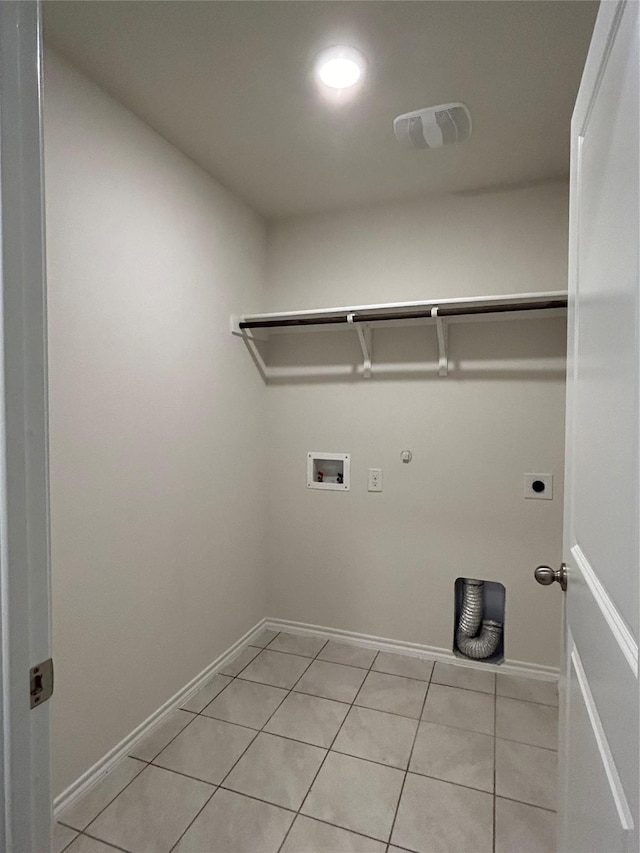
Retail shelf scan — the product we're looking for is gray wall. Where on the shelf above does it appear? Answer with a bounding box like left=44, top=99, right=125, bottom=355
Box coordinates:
left=264, top=184, right=567, bottom=668
left=44, top=52, right=268, bottom=797
left=44, top=51, right=568, bottom=798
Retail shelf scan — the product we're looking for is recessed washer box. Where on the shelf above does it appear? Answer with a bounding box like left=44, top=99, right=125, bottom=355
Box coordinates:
left=307, top=452, right=350, bottom=491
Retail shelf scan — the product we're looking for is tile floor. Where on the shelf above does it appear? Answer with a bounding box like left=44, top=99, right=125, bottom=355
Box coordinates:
left=54, top=631, right=559, bottom=853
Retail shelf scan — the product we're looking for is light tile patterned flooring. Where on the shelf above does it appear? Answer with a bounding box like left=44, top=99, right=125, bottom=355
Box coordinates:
left=54, top=631, right=559, bottom=853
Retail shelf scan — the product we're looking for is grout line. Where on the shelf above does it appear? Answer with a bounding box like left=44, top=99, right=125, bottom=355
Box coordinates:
left=385, top=667, right=432, bottom=847
left=431, top=681, right=496, bottom=696
left=494, top=734, right=558, bottom=753
left=364, top=672, right=435, bottom=686
left=312, top=650, right=379, bottom=670
left=144, top=762, right=217, bottom=789
left=187, top=713, right=263, bottom=735
left=325, top=747, right=417, bottom=776
left=216, top=784, right=298, bottom=817
left=496, top=692, right=559, bottom=709
left=250, top=647, right=320, bottom=661
left=288, top=812, right=393, bottom=849
left=498, top=699, right=559, bottom=710
left=246, top=635, right=278, bottom=651
left=77, top=829, right=133, bottom=852
left=366, top=668, right=435, bottom=684
left=162, top=726, right=312, bottom=755
left=399, top=769, right=493, bottom=798
left=56, top=820, right=82, bottom=831
left=494, top=794, right=558, bottom=814
left=310, top=658, right=377, bottom=672
left=347, top=697, right=427, bottom=723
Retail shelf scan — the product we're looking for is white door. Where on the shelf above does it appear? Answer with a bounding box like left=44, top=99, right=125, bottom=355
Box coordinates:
left=0, top=2, right=52, bottom=851
left=558, top=1, right=639, bottom=851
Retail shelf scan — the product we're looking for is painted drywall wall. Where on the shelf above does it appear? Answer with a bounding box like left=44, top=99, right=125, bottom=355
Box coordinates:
left=44, top=52, right=267, bottom=797
left=266, top=182, right=570, bottom=309
left=45, top=48, right=567, bottom=796
left=264, top=183, right=568, bottom=668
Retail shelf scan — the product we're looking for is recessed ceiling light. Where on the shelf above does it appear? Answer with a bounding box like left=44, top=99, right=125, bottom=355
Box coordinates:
left=315, top=46, right=365, bottom=90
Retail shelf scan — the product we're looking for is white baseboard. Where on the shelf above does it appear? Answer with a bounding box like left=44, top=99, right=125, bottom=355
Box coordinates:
left=53, top=617, right=268, bottom=819
left=265, top=617, right=560, bottom=682
left=54, top=614, right=558, bottom=819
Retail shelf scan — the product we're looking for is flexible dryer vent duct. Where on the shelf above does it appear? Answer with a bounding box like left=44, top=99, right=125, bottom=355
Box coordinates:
left=456, top=579, right=503, bottom=660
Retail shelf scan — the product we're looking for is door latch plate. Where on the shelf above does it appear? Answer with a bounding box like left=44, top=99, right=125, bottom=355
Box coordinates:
left=30, top=658, right=53, bottom=709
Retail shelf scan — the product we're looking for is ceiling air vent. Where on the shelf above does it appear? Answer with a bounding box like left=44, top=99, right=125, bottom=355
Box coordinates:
left=393, top=102, right=472, bottom=149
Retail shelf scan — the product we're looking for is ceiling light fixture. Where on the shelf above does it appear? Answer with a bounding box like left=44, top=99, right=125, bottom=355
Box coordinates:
left=315, top=46, right=365, bottom=91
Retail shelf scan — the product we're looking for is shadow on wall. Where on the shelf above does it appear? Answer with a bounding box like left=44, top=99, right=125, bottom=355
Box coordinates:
left=243, top=316, right=567, bottom=384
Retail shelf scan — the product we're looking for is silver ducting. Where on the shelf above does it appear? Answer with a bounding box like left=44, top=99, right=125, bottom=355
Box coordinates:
left=456, top=578, right=483, bottom=636
left=456, top=579, right=503, bottom=660
left=457, top=618, right=503, bottom=660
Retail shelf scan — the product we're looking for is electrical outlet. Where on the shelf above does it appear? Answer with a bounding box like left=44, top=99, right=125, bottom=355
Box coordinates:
left=368, top=468, right=383, bottom=492
left=524, top=473, right=553, bottom=500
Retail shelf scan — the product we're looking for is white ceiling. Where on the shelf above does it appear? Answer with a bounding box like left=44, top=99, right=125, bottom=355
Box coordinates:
left=44, top=1, right=598, bottom=219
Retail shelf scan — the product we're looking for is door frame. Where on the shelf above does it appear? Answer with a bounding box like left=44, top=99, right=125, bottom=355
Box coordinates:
left=0, top=2, right=52, bottom=850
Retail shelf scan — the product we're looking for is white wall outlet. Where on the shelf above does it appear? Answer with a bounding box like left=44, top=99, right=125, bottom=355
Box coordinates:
left=368, top=468, right=383, bottom=492
left=524, top=473, right=553, bottom=500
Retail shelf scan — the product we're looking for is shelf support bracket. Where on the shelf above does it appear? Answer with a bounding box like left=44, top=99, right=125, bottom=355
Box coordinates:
left=431, top=306, right=448, bottom=376
left=348, top=313, right=373, bottom=378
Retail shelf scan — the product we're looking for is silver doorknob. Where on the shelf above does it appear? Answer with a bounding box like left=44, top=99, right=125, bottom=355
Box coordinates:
left=534, top=563, right=567, bottom=591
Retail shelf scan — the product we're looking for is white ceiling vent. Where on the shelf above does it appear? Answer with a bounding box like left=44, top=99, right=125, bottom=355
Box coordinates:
left=393, top=102, right=472, bottom=149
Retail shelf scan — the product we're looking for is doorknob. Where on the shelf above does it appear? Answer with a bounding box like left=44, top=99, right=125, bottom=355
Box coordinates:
left=534, top=563, right=567, bottom=591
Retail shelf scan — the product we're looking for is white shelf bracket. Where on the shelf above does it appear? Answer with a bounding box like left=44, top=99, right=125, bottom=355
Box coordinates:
left=431, top=306, right=448, bottom=376
left=348, top=313, right=373, bottom=378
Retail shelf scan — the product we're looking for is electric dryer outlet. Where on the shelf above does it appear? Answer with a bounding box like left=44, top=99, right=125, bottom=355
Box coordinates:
left=523, top=473, right=553, bottom=500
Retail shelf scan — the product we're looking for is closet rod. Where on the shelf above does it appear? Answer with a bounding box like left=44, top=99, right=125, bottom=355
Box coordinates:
left=238, top=297, right=568, bottom=330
